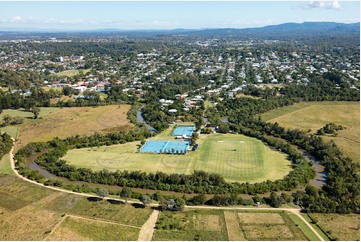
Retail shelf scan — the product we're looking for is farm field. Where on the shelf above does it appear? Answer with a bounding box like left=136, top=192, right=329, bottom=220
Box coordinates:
left=16, top=105, right=133, bottom=150
left=153, top=209, right=228, bottom=241
left=64, top=133, right=291, bottom=183
left=261, top=101, right=360, bottom=162
left=55, top=68, right=91, bottom=77
left=153, top=209, right=312, bottom=241
left=309, top=213, right=360, bottom=241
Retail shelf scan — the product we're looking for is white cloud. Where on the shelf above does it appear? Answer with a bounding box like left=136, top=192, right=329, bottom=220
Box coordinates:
left=294, top=1, right=343, bottom=11
left=151, top=20, right=179, bottom=27
left=13, top=16, right=22, bottom=21
left=9, top=16, right=24, bottom=23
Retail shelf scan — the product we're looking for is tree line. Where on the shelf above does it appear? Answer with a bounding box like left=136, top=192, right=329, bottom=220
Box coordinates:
left=0, top=132, right=12, bottom=159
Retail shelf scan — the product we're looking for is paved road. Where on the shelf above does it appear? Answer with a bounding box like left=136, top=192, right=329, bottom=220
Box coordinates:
left=8, top=143, right=324, bottom=241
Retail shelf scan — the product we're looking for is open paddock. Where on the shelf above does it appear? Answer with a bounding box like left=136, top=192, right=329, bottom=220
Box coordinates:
left=47, top=216, right=140, bottom=241
left=238, top=212, right=285, bottom=224
left=193, top=214, right=223, bottom=231
left=261, top=101, right=360, bottom=162
left=242, top=224, right=293, bottom=240
left=310, top=213, right=360, bottom=241
left=0, top=108, right=59, bottom=138
left=16, top=105, right=133, bottom=150
left=153, top=209, right=228, bottom=241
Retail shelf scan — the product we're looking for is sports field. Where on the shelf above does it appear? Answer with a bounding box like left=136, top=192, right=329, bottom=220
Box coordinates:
left=55, top=68, right=91, bottom=77
left=261, top=101, right=360, bottom=162
left=16, top=105, right=133, bottom=150
left=63, top=133, right=291, bottom=183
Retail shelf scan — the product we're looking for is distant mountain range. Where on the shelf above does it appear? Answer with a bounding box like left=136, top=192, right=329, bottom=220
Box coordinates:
left=177, top=22, right=360, bottom=38
left=0, top=22, right=359, bottom=39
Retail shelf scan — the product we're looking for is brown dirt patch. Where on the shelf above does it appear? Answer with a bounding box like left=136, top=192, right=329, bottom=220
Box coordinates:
left=193, top=215, right=222, bottom=231
left=238, top=212, right=285, bottom=224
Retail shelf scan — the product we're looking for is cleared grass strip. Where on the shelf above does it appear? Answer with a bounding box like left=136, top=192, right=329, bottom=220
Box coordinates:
left=224, top=211, right=245, bottom=241
left=0, top=154, right=14, bottom=176
left=301, top=214, right=330, bottom=241
left=288, top=213, right=320, bottom=241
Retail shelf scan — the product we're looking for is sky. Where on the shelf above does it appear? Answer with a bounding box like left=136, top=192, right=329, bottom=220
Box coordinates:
left=0, top=1, right=359, bottom=30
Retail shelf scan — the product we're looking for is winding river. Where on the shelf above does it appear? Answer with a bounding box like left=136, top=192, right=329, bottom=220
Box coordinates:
left=136, top=104, right=157, bottom=133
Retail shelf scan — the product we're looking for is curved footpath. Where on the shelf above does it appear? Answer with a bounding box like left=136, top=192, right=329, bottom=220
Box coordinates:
left=8, top=143, right=324, bottom=241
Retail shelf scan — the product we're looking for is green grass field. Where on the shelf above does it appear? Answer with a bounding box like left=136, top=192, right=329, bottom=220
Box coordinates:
left=301, top=214, right=330, bottom=241
left=0, top=154, right=14, bottom=175
left=261, top=101, right=360, bottom=162
left=63, top=133, right=291, bottom=183
left=288, top=213, right=321, bottom=241
left=55, top=68, right=91, bottom=77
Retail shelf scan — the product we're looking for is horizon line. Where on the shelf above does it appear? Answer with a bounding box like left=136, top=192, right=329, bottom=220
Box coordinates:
left=0, top=21, right=359, bottom=33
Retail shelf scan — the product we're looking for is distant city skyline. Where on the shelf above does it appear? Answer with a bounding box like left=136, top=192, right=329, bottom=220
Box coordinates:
left=0, top=1, right=359, bottom=30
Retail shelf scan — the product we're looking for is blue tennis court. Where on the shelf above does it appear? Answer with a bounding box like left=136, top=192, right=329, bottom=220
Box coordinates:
left=140, top=140, right=190, bottom=154
left=172, top=126, right=195, bottom=137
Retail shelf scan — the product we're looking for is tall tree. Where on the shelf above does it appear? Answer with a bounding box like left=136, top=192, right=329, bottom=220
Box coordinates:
left=120, top=187, right=132, bottom=204
left=96, top=188, right=109, bottom=200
